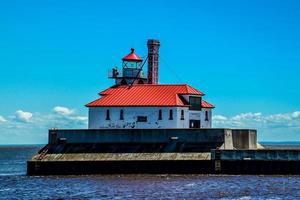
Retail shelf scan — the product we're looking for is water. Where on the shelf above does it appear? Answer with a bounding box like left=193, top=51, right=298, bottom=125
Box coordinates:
left=1, top=145, right=300, bottom=199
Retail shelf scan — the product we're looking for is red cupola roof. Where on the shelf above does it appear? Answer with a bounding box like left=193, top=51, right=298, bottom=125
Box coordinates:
left=122, top=48, right=143, bottom=62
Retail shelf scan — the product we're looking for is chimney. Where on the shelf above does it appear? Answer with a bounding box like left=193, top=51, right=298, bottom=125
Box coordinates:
left=147, top=39, right=160, bottom=84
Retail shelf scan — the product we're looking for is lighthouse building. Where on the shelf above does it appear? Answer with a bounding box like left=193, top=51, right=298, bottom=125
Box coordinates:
left=86, top=40, right=214, bottom=129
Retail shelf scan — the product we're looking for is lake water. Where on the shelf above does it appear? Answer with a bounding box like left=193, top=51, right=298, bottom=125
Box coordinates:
left=1, top=145, right=300, bottom=199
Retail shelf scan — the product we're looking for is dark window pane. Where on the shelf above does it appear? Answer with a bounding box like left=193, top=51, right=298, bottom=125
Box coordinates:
left=169, top=109, right=173, bottom=120
left=189, top=96, right=202, bottom=110
left=137, top=116, right=147, bottom=122
left=205, top=111, right=209, bottom=121
left=158, top=110, right=163, bottom=120
left=120, top=109, right=124, bottom=120
left=106, top=110, right=110, bottom=120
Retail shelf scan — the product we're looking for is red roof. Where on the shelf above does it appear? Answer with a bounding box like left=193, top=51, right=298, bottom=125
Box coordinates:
left=86, top=84, right=214, bottom=108
left=201, top=100, right=215, bottom=108
left=122, top=48, right=143, bottom=62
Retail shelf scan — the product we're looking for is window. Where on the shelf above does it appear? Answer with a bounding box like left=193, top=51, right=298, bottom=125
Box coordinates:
left=189, top=96, right=202, bottom=111
left=106, top=110, right=110, bottom=120
left=169, top=109, right=173, bottom=120
left=181, top=110, right=185, bottom=120
left=158, top=109, right=163, bottom=120
left=120, top=109, right=124, bottom=120
left=205, top=111, right=209, bottom=121
left=137, top=116, right=147, bottom=122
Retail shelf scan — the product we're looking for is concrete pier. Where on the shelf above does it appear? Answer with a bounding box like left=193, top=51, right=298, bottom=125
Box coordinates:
left=47, top=128, right=257, bottom=152
left=27, top=150, right=300, bottom=175
left=30, top=128, right=300, bottom=176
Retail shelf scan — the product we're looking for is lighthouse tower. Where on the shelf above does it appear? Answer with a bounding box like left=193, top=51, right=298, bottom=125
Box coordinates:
left=109, top=48, right=147, bottom=85
left=88, top=39, right=215, bottom=129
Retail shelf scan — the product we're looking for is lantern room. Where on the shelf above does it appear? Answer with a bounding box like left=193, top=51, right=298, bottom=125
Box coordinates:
left=109, top=48, right=147, bottom=85
left=122, top=48, right=143, bottom=68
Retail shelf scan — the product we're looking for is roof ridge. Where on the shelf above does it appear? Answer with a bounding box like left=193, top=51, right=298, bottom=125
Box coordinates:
left=133, top=84, right=187, bottom=85
left=115, top=84, right=190, bottom=87
left=88, top=84, right=208, bottom=107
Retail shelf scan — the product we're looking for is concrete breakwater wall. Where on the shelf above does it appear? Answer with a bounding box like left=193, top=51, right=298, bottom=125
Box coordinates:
left=47, top=128, right=257, bottom=152
left=28, top=150, right=300, bottom=175
left=27, top=128, right=263, bottom=175
left=212, top=149, right=300, bottom=161
left=211, top=149, right=300, bottom=175
left=27, top=128, right=300, bottom=175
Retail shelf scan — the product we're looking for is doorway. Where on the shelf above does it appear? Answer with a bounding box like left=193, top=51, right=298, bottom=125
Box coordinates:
left=190, top=120, right=200, bottom=128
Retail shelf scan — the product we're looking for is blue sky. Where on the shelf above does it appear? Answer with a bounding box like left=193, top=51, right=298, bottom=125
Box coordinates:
left=0, top=0, right=300, bottom=144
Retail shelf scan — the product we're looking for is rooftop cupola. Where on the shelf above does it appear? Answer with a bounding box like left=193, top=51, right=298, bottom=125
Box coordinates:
left=122, top=48, right=143, bottom=68
left=109, top=48, right=147, bottom=85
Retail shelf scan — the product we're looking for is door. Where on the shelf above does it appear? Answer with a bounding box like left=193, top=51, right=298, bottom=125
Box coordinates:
left=189, top=120, right=201, bottom=128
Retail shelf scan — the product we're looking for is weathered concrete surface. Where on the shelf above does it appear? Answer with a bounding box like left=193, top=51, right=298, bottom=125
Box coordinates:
left=48, top=128, right=257, bottom=151
left=257, top=143, right=265, bottom=149
left=26, top=128, right=264, bottom=175
left=43, top=142, right=223, bottom=153
left=50, top=129, right=227, bottom=144
left=30, top=153, right=211, bottom=162
left=232, top=129, right=257, bottom=149
left=211, top=149, right=300, bottom=161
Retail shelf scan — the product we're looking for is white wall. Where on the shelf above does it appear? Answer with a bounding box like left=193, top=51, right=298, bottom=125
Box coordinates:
left=88, top=107, right=212, bottom=129
left=189, top=108, right=212, bottom=128
left=89, top=107, right=188, bottom=129
left=201, top=108, right=212, bottom=128
left=176, top=107, right=189, bottom=128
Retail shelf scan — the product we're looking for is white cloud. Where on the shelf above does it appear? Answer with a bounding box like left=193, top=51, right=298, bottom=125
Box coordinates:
left=212, top=115, right=227, bottom=121
left=0, top=115, right=7, bottom=123
left=73, top=116, right=88, bottom=121
left=51, top=106, right=87, bottom=126
left=53, top=106, right=74, bottom=116
left=0, top=107, right=88, bottom=144
left=231, top=112, right=262, bottom=122
left=15, top=110, right=33, bottom=122
left=2, top=106, right=300, bottom=144
left=213, top=111, right=300, bottom=130
left=292, top=111, right=300, bottom=118
left=50, top=106, right=88, bottom=127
